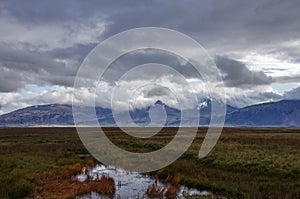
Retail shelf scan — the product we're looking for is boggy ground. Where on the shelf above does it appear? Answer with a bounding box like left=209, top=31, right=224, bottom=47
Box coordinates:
left=0, top=127, right=299, bottom=198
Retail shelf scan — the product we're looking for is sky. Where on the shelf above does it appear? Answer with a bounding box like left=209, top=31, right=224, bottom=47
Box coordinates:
left=0, top=0, right=300, bottom=114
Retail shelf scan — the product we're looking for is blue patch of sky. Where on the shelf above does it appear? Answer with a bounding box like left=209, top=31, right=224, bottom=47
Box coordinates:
left=262, top=68, right=287, bottom=74
left=19, top=84, right=58, bottom=94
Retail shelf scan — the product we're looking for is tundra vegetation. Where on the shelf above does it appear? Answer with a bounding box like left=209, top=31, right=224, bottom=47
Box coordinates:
left=0, top=127, right=299, bottom=198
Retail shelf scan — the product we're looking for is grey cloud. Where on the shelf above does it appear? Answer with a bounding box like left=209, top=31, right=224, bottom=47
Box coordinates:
left=274, top=75, right=300, bottom=84
left=0, top=43, right=65, bottom=74
left=0, top=0, right=106, bottom=24
left=99, top=0, right=300, bottom=56
left=1, top=0, right=300, bottom=69
left=101, top=49, right=199, bottom=84
left=215, top=56, right=273, bottom=88
left=0, top=43, right=93, bottom=91
left=294, top=58, right=300, bottom=63
left=0, top=0, right=299, bottom=110
left=283, top=87, right=300, bottom=100
left=2, top=0, right=300, bottom=52
left=49, top=43, right=96, bottom=61
left=0, top=66, right=65, bottom=92
left=0, top=67, right=26, bottom=92
left=144, top=87, right=172, bottom=98
left=254, top=92, right=282, bottom=102
left=1, top=43, right=200, bottom=91
left=41, top=75, right=75, bottom=88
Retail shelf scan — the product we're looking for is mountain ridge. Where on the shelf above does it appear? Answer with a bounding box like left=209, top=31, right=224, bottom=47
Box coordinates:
left=0, top=99, right=299, bottom=127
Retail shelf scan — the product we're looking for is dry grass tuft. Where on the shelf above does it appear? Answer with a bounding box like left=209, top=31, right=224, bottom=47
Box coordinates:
left=71, top=163, right=83, bottom=173
left=166, top=175, right=181, bottom=185
left=165, top=185, right=179, bottom=198
left=31, top=161, right=115, bottom=199
left=89, top=175, right=116, bottom=195
left=146, top=174, right=181, bottom=198
left=63, top=163, right=83, bottom=175
left=146, top=183, right=166, bottom=197
left=33, top=172, right=115, bottom=198
left=86, top=159, right=95, bottom=167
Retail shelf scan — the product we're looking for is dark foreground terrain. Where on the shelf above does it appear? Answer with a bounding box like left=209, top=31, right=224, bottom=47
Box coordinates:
left=0, top=127, right=299, bottom=198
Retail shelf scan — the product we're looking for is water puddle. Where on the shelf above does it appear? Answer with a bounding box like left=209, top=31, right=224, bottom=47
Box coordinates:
left=75, top=164, right=211, bottom=198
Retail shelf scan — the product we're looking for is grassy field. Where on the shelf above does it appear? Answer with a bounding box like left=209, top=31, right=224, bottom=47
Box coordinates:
left=0, top=127, right=299, bottom=198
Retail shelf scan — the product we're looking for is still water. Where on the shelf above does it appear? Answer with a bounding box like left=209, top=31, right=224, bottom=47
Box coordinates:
left=75, top=164, right=211, bottom=199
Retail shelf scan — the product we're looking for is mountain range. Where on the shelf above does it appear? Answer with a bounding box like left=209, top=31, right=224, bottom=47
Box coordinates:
left=0, top=99, right=299, bottom=127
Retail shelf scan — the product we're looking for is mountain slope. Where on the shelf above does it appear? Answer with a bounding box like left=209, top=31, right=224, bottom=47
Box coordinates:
left=0, top=104, right=114, bottom=126
left=0, top=104, right=74, bottom=126
left=0, top=100, right=299, bottom=127
left=225, top=100, right=300, bottom=127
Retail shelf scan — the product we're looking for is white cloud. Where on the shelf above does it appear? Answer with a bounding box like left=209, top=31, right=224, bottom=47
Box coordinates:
left=239, top=52, right=300, bottom=78
left=0, top=86, right=74, bottom=114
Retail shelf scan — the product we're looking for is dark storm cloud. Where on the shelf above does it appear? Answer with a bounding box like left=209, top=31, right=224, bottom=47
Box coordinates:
left=0, top=67, right=26, bottom=92
left=49, top=43, right=96, bottom=61
left=0, top=0, right=105, bottom=24
left=0, top=42, right=93, bottom=91
left=0, top=43, right=65, bottom=73
left=2, top=0, right=300, bottom=47
left=0, top=66, right=75, bottom=92
left=101, top=49, right=199, bottom=84
left=99, top=0, right=300, bottom=54
left=0, top=0, right=300, bottom=93
left=215, top=56, right=273, bottom=88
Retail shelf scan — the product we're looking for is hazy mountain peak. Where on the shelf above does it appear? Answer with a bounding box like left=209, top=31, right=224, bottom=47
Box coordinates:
left=0, top=100, right=299, bottom=127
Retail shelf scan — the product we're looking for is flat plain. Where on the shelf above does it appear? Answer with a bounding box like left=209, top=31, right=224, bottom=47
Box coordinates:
left=0, top=127, right=299, bottom=198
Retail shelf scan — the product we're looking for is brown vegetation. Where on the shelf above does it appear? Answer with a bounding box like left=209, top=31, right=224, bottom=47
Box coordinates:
left=0, top=127, right=299, bottom=198
left=31, top=163, right=115, bottom=199
left=145, top=175, right=181, bottom=198
left=66, top=163, right=83, bottom=174
left=146, top=183, right=166, bottom=197
left=165, top=186, right=178, bottom=198
left=89, top=175, right=115, bottom=195
left=166, top=175, right=181, bottom=185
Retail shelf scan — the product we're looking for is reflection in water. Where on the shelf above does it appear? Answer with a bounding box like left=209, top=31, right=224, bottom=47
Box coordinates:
left=75, top=164, right=211, bottom=198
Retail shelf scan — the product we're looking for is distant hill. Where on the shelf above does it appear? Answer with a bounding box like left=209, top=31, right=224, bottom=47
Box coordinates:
left=225, top=100, right=300, bottom=127
left=0, top=104, right=114, bottom=126
left=0, top=100, right=299, bottom=127
left=0, top=104, right=74, bottom=126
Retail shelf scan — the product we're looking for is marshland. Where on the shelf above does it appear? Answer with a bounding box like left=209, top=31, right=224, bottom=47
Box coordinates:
left=0, top=127, right=299, bottom=198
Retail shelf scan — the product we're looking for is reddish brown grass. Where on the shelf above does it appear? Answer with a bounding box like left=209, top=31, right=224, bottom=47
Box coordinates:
left=166, top=175, right=181, bottom=185
left=30, top=162, right=115, bottom=199
left=146, top=183, right=166, bottom=197
left=86, top=159, right=95, bottom=167
left=165, top=185, right=178, bottom=198
left=64, top=163, right=83, bottom=175
left=89, top=175, right=115, bottom=194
